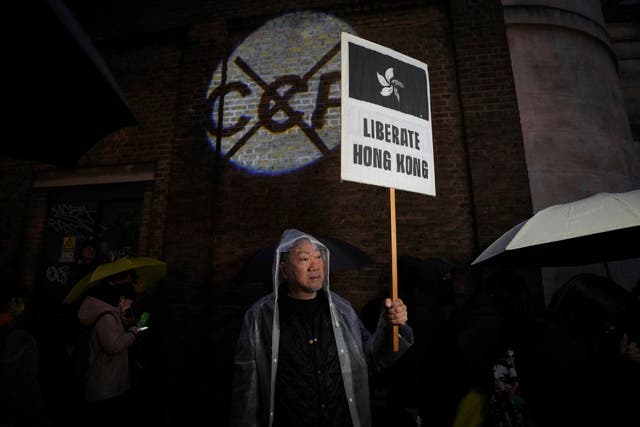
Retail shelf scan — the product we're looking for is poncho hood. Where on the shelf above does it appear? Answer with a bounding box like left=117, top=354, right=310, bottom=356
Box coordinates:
left=272, top=229, right=331, bottom=300
left=78, top=295, right=118, bottom=326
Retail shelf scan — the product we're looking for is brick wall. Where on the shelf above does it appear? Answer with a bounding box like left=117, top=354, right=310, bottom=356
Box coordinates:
left=1, top=1, right=532, bottom=424
left=450, top=0, right=532, bottom=249
left=0, top=159, right=35, bottom=284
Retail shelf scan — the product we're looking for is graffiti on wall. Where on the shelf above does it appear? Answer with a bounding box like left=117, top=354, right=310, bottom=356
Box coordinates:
left=47, top=203, right=98, bottom=239
left=45, top=265, right=70, bottom=287
left=43, top=199, right=141, bottom=288
left=206, top=11, right=356, bottom=175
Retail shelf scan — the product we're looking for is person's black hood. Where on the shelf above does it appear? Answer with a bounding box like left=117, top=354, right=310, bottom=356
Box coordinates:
left=398, top=255, right=456, bottom=306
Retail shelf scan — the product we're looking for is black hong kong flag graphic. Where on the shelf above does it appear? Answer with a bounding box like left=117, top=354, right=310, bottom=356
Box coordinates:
left=348, top=42, right=429, bottom=121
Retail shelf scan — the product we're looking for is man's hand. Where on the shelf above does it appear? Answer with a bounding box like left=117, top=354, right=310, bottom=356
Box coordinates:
left=383, top=298, right=408, bottom=326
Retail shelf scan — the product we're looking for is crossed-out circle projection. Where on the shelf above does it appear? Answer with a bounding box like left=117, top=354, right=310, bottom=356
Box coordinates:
left=206, top=12, right=356, bottom=175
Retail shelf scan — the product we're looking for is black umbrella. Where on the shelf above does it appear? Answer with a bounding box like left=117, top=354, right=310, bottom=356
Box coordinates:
left=4, top=0, right=137, bottom=168
left=235, top=236, right=374, bottom=284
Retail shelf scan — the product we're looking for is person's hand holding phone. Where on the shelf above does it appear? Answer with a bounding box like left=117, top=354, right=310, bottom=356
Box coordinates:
left=129, top=325, right=148, bottom=337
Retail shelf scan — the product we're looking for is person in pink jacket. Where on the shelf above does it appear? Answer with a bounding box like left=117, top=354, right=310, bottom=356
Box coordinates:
left=77, top=270, right=142, bottom=426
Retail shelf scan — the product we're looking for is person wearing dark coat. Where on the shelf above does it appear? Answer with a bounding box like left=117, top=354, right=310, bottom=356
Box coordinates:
left=0, top=286, right=46, bottom=427
left=545, top=273, right=640, bottom=427
left=361, top=256, right=457, bottom=426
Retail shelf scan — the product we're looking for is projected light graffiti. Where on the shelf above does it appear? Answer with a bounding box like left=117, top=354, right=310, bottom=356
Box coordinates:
left=206, top=12, right=356, bottom=175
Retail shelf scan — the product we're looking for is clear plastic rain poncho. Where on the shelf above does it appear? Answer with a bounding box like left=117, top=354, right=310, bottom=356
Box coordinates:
left=230, top=229, right=414, bottom=427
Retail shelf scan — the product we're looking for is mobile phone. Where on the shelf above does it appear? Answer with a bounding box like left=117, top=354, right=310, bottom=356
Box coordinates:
left=138, top=326, right=149, bottom=332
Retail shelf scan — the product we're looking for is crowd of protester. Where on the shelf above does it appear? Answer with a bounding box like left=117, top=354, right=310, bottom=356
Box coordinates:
left=2, top=244, right=638, bottom=427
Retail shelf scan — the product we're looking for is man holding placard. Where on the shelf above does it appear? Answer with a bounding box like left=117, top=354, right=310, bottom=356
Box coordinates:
left=230, top=229, right=413, bottom=427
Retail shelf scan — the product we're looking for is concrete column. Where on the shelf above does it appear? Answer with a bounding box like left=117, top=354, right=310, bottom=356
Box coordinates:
left=502, top=0, right=640, bottom=212
left=502, top=1, right=640, bottom=303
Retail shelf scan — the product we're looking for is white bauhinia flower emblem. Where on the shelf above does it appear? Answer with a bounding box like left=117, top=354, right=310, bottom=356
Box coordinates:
left=377, top=67, right=404, bottom=102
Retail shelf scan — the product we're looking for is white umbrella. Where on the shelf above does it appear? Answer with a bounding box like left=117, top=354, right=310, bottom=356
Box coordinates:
left=472, top=190, right=640, bottom=267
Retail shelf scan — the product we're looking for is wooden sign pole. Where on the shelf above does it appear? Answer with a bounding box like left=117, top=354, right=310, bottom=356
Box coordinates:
left=390, top=188, right=399, bottom=352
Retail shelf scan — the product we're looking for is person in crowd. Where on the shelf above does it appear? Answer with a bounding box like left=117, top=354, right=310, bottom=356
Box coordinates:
left=0, top=284, right=48, bottom=426
left=361, top=255, right=457, bottom=426
left=629, top=278, right=640, bottom=304
left=67, top=240, right=100, bottom=292
left=547, top=273, right=640, bottom=426
left=77, top=269, right=143, bottom=427
left=230, top=229, right=413, bottom=427
left=465, top=271, right=640, bottom=427
left=444, top=269, right=538, bottom=427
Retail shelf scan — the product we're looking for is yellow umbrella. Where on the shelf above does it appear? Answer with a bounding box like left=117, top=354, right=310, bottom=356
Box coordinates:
left=64, top=257, right=167, bottom=304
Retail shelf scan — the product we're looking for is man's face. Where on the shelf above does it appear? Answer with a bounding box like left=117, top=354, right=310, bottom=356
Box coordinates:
left=282, top=239, right=325, bottom=299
